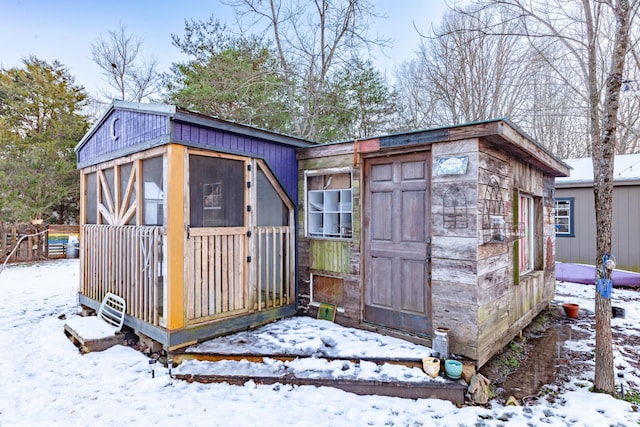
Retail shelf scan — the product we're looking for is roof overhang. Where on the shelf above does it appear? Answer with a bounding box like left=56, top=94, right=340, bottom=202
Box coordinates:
left=299, top=118, right=570, bottom=177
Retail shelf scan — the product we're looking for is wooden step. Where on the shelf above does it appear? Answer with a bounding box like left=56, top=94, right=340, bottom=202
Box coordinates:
left=168, top=352, right=467, bottom=403
left=64, top=322, right=124, bottom=354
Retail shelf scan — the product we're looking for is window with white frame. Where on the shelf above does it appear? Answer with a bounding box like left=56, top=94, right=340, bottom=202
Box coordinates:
left=555, top=198, right=574, bottom=237
left=306, top=171, right=352, bottom=239
left=519, top=194, right=535, bottom=274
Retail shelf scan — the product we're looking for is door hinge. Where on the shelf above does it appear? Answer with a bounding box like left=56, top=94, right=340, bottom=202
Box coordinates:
left=247, top=181, right=251, bottom=188
left=247, top=256, right=252, bottom=263
left=247, top=205, right=252, bottom=212
left=247, top=230, right=252, bottom=237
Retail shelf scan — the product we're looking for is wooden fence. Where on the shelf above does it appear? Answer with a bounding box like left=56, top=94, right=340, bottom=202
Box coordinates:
left=1, top=224, right=80, bottom=262
left=47, top=225, right=80, bottom=258
left=82, top=225, right=164, bottom=326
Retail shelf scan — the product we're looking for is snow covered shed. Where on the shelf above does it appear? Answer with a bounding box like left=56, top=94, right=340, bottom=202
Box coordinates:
left=75, top=100, right=311, bottom=350
left=296, top=119, right=570, bottom=367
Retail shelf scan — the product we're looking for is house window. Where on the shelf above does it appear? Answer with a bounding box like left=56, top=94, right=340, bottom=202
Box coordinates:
left=306, top=171, right=352, bottom=239
left=519, top=194, right=535, bottom=274
left=555, top=198, right=574, bottom=237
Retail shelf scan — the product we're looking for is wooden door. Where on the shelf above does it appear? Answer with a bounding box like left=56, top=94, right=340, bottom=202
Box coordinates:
left=185, top=154, right=250, bottom=324
left=363, top=151, right=432, bottom=335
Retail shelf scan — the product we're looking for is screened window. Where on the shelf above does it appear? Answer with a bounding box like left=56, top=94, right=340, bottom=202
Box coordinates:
left=519, top=194, right=535, bottom=274
left=142, top=157, right=164, bottom=226
left=189, top=155, right=245, bottom=227
left=86, top=172, right=97, bottom=224
left=257, top=168, right=288, bottom=226
left=555, top=198, right=574, bottom=237
left=306, top=172, right=352, bottom=239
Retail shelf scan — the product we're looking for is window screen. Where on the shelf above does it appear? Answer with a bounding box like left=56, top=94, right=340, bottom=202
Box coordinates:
left=189, top=155, right=245, bottom=227
left=257, top=168, right=288, bottom=226
left=86, top=172, right=97, bottom=224
left=142, top=156, right=164, bottom=226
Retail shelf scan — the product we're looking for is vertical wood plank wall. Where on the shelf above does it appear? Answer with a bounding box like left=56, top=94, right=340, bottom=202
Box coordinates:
left=431, top=139, right=480, bottom=357
left=77, top=110, right=169, bottom=166
left=296, top=148, right=362, bottom=321
left=173, top=122, right=300, bottom=204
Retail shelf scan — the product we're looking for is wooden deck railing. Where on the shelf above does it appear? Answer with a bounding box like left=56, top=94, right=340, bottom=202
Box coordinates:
left=82, top=225, right=164, bottom=326
left=82, top=224, right=292, bottom=328
left=255, top=226, right=292, bottom=310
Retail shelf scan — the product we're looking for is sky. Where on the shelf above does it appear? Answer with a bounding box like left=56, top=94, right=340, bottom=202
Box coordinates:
left=0, top=0, right=452, bottom=101
left=0, top=258, right=639, bottom=425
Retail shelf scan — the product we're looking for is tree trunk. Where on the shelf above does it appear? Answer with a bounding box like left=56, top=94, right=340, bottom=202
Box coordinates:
left=591, top=0, right=632, bottom=394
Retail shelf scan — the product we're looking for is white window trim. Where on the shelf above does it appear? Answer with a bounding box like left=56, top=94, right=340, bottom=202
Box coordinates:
left=304, top=167, right=353, bottom=240
left=554, top=198, right=574, bottom=237
left=519, top=194, right=535, bottom=274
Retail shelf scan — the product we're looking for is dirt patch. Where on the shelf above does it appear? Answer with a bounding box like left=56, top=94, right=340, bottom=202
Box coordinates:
left=480, top=304, right=594, bottom=403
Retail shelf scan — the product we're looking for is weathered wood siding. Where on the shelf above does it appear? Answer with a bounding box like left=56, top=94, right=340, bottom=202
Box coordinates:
left=474, top=146, right=555, bottom=366
left=431, top=140, right=557, bottom=366
left=174, top=122, right=299, bottom=203
left=296, top=146, right=361, bottom=320
left=431, top=139, right=480, bottom=357
left=473, top=144, right=513, bottom=364
left=77, top=110, right=170, bottom=167
left=295, top=124, right=563, bottom=366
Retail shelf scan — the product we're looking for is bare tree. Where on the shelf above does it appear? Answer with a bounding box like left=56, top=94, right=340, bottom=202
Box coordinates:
left=525, top=54, right=591, bottom=159
left=395, top=8, right=541, bottom=127
left=225, top=0, right=388, bottom=140
left=474, top=0, right=639, bottom=395
left=91, top=25, right=161, bottom=103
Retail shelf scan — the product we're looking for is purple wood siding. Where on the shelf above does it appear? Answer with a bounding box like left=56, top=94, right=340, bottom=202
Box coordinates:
left=77, top=110, right=169, bottom=165
left=174, top=122, right=299, bottom=205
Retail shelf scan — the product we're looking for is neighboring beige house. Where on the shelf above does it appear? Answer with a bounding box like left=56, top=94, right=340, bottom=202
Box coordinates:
left=555, top=154, right=640, bottom=272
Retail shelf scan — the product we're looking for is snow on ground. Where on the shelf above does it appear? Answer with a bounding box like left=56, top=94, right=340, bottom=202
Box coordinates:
left=0, top=259, right=639, bottom=426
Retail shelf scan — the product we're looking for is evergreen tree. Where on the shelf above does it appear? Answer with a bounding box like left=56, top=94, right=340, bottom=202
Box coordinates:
left=0, top=57, right=89, bottom=224
left=165, top=18, right=291, bottom=133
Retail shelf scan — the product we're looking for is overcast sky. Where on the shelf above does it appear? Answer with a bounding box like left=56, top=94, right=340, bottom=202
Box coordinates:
left=1, top=0, right=452, bottom=99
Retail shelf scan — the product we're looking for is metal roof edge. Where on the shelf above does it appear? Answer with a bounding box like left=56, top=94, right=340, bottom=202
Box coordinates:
left=499, top=118, right=571, bottom=171
left=173, top=108, right=313, bottom=148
